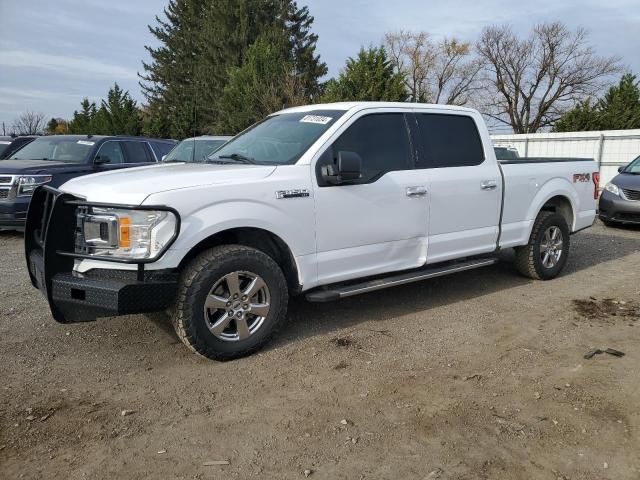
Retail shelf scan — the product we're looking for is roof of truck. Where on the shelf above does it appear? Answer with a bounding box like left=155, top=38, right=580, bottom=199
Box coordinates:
left=276, top=101, right=477, bottom=115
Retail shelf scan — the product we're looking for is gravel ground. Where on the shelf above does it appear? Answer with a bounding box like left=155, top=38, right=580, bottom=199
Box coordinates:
left=1, top=222, right=639, bottom=480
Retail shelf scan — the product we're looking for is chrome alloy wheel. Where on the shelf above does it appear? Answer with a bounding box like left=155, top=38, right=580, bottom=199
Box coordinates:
left=203, top=271, right=271, bottom=342
left=540, top=226, right=564, bottom=269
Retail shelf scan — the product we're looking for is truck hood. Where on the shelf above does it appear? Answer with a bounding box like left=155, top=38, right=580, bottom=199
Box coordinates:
left=59, top=162, right=278, bottom=204
left=0, top=159, right=91, bottom=175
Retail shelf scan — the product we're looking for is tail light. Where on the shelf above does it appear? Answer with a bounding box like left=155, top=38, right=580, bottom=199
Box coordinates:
left=592, top=172, right=600, bottom=199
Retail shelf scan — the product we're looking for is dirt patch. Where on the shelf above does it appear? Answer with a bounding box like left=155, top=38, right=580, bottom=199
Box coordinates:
left=331, top=336, right=358, bottom=348
left=573, top=297, right=639, bottom=322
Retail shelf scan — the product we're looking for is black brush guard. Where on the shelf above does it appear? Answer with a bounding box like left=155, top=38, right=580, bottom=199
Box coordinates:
left=25, top=186, right=178, bottom=323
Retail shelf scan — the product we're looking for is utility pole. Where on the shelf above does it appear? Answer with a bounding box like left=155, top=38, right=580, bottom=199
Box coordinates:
left=2, top=122, right=5, bottom=136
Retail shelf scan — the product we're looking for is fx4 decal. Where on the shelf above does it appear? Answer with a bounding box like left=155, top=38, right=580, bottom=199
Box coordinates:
left=573, top=173, right=591, bottom=183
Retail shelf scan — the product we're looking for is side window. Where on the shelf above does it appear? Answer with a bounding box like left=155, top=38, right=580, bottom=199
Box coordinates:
left=416, top=114, right=484, bottom=168
left=95, top=141, right=125, bottom=164
left=124, top=141, right=153, bottom=163
left=320, top=113, right=412, bottom=185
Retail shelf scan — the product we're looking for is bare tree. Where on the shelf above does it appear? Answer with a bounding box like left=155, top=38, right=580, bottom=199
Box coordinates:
left=384, top=31, right=482, bottom=105
left=11, top=111, right=47, bottom=135
left=476, top=22, right=620, bottom=133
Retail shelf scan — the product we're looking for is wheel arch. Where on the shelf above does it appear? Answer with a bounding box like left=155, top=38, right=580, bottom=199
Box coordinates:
left=539, top=195, right=574, bottom=230
left=526, top=178, right=578, bottom=236
left=178, top=227, right=302, bottom=294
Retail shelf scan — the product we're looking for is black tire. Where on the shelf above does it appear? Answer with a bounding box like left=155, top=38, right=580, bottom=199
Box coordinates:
left=171, top=245, right=288, bottom=360
left=514, top=211, right=570, bottom=280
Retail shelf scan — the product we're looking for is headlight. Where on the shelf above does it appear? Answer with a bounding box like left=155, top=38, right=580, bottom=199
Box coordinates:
left=17, top=175, right=52, bottom=197
left=604, top=182, right=620, bottom=196
left=77, top=207, right=178, bottom=260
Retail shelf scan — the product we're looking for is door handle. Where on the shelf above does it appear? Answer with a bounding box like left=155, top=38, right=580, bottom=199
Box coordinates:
left=480, top=180, right=498, bottom=191
left=406, top=186, right=427, bottom=197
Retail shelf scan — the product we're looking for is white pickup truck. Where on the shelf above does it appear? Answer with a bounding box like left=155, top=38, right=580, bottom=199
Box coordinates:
left=26, top=102, right=599, bottom=360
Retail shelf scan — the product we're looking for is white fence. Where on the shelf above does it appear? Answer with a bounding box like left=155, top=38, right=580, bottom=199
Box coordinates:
left=491, top=129, right=640, bottom=187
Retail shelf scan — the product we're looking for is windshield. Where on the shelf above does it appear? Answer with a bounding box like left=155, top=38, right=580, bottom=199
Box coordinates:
left=9, top=137, right=94, bottom=163
left=209, top=110, right=345, bottom=165
left=622, top=156, right=640, bottom=174
left=163, top=138, right=228, bottom=163
left=0, top=142, right=10, bottom=157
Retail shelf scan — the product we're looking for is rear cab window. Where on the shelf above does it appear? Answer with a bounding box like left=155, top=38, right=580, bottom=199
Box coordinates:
left=414, top=113, right=485, bottom=168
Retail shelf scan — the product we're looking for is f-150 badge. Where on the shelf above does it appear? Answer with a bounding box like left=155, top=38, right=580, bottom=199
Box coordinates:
left=276, top=189, right=311, bottom=199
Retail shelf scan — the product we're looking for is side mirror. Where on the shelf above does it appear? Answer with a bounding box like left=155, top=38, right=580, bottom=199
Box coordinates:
left=94, top=155, right=111, bottom=165
left=322, top=151, right=362, bottom=185
left=162, top=155, right=167, bottom=161
left=618, top=166, right=625, bottom=173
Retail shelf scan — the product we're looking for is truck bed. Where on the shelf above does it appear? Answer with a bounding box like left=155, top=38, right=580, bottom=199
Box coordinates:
left=498, top=157, right=598, bottom=249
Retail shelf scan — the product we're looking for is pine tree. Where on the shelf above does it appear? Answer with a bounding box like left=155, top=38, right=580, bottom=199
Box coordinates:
left=596, top=73, right=640, bottom=129
left=139, top=0, right=326, bottom=138
left=98, top=83, right=142, bottom=135
left=554, top=73, right=640, bottom=131
left=553, top=100, right=600, bottom=132
left=321, top=47, right=407, bottom=102
left=68, top=98, right=98, bottom=134
left=282, top=2, right=327, bottom=99
left=218, top=29, right=307, bottom=133
left=67, top=85, right=142, bottom=135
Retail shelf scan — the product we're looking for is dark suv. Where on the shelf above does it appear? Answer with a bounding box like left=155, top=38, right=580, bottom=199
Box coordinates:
left=0, top=135, right=176, bottom=228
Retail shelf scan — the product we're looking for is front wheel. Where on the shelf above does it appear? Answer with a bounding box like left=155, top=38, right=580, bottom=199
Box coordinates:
left=171, top=245, right=288, bottom=360
left=514, top=211, right=570, bottom=280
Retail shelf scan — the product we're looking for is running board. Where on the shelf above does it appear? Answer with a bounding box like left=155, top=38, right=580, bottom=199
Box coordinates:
left=305, top=258, right=498, bottom=302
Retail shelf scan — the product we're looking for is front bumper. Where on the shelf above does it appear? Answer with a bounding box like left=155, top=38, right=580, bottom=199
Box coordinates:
left=0, top=196, right=31, bottom=227
left=598, top=190, right=640, bottom=224
left=25, top=186, right=179, bottom=324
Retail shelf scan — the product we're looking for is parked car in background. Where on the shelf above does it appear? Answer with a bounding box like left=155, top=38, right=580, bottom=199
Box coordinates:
left=163, top=135, right=232, bottom=163
left=494, top=146, right=520, bottom=160
left=599, top=155, right=640, bottom=226
left=0, top=135, right=176, bottom=229
left=0, top=136, right=38, bottom=160
left=0, top=137, right=12, bottom=157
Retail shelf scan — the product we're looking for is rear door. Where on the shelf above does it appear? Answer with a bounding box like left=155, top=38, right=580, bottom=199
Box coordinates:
left=412, top=112, right=501, bottom=263
left=312, top=110, right=429, bottom=285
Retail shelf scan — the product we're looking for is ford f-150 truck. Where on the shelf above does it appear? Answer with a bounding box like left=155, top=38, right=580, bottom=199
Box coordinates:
left=25, top=102, right=599, bottom=360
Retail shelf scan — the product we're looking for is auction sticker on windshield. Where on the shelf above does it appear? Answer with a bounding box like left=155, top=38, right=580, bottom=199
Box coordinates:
left=77, top=140, right=95, bottom=146
left=300, top=115, right=333, bottom=125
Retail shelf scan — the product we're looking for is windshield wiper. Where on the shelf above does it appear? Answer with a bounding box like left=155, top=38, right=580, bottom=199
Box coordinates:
left=210, top=153, right=257, bottom=165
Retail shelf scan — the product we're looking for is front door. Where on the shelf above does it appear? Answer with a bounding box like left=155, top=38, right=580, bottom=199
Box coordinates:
left=312, top=111, right=429, bottom=286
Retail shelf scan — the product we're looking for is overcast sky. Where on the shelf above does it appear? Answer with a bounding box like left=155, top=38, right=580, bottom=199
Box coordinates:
left=0, top=0, right=638, bottom=132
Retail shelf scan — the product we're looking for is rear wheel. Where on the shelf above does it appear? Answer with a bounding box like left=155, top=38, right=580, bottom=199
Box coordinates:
left=171, top=245, right=288, bottom=360
left=515, top=211, right=570, bottom=280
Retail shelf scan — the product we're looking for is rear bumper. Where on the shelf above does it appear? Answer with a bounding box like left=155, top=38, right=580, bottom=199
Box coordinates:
left=598, top=190, right=640, bottom=224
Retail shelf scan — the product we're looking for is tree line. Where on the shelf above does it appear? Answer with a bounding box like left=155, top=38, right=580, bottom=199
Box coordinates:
left=7, top=1, right=640, bottom=138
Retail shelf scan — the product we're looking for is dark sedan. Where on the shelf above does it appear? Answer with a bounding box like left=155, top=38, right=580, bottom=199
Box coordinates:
left=599, top=156, right=640, bottom=226
left=0, top=135, right=176, bottom=229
